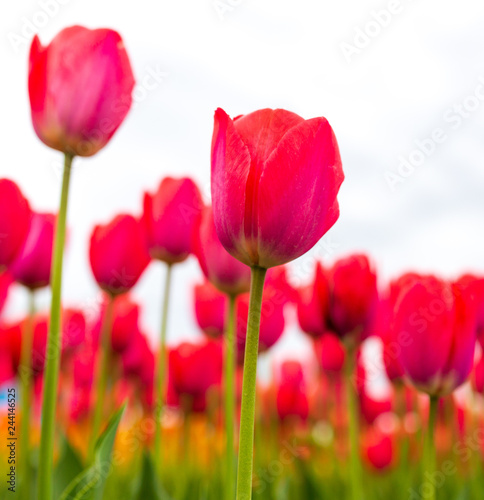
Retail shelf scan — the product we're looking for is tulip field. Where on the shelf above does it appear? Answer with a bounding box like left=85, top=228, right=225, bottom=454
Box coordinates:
left=1, top=16, right=484, bottom=500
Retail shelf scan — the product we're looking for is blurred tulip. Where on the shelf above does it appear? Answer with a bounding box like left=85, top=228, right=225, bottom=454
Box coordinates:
left=93, top=295, right=139, bottom=353
left=0, top=328, right=15, bottom=384
left=61, top=308, right=86, bottom=354
left=10, top=212, right=56, bottom=290
left=394, top=275, right=476, bottom=396
left=143, top=177, right=202, bottom=264
left=168, top=340, right=223, bottom=412
left=297, top=263, right=329, bottom=339
left=276, top=361, right=309, bottom=422
left=211, top=108, right=344, bottom=269
left=364, top=430, right=394, bottom=471
left=0, top=179, right=32, bottom=269
left=473, top=353, right=484, bottom=394
left=193, top=205, right=251, bottom=296
left=194, top=281, right=227, bottom=339
left=89, top=214, right=150, bottom=296
left=328, top=254, right=378, bottom=345
left=0, top=272, right=12, bottom=315
left=29, top=26, right=135, bottom=157
left=360, top=391, right=393, bottom=426
left=314, top=332, right=346, bottom=375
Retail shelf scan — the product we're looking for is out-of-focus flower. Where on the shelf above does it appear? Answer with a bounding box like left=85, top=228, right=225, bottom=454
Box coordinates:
left=473, top=353, right=484, bottom=394
left=327, top=254, right=378, bottom=345
left=168, top=340, right=223, bottom=412
left=194, top=281, right=227, bottom=339
left=314, top=332, right=346, bottom=375
left=364, top=429, right=394, bottom=471
left=193, top=205, right=251, bottom=296
left=89, top=214, right=150, bottom=296
left=61, top=308, right=86, bottom=354
left=393, top=274, right=476, bottom=396
left=0, top=273, right=12, bottom=316
left=143, top=177, right=202, bottom=264
left=10, top=212, right=56, bottom=290
left=211, top=108, right=343, bottom=269
left=0, top=179, right=31, bottom=269
left=29, top=26, right=135, bottom=157
left=276, top=360, right=309, bottom=422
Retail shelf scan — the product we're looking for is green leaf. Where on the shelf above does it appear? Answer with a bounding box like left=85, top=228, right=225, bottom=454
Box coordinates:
left=59, top=404, right=126, bottom=500
left=54, top=437, right=84, bottom=498
left=134, top=452, right=171, bottom=500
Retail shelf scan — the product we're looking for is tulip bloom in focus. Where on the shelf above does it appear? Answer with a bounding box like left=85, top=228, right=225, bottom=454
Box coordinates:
left=29, top=26, right=135, bottom=157
left=0, top=179, right=32, bottom=269
left=211, top=108, right=344, bottom=269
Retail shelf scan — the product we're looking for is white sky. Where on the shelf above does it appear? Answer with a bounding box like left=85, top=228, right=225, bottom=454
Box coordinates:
left=2, top=0, right=484, bottom=372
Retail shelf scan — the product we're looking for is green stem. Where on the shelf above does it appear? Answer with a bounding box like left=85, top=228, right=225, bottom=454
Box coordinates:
left=236, top=266, right=267, bottom=500
left=345, top=352, right=364, bottom=500
left=154, top=263, right=173, bottom=472
left=20, top=290, right=35, bottom=500
left=225, top=293, right=237, bottom=500
left=423, top=396, right=439, bottom=500
left=37, top=152, right=73, bottom=500
left=88, top=293, right=115, bottom=462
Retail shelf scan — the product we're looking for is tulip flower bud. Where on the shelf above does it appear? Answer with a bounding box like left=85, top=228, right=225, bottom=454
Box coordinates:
left=0, top=179, right=32, bottom=269
left=211, top=108, right=343, bottom=269
left=10, top=212, right=56, bottom=290
left=143, top=177, right=203, bottom=264
left=29, top=26, right=135, bottom=157
left=193, top=281, right=227, bottom=339
left=394, top=275, right=477, bottom=396
left=89, top=214, right=151, bottom=296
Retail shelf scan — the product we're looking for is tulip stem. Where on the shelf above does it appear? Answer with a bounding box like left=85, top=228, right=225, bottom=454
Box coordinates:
left=37, top=152, right=73, bottom=500
left=154, top=262, right=173, bottom=473
left=88, top=293, right=115, bottom=462
left=423, top=396, right=439, bottom=500
left=236, top=266, right=267, bottom=500
left=345, top=352, right=364, bottom=500
left=20, top=290, right=35, bottom=500
left=224, top=293, right=237, bottom=500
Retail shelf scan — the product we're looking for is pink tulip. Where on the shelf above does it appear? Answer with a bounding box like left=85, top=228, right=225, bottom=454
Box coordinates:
left=276, top=361, right=309, bottom=422
left=143, top=177, right=203, bottom=264
left=168, top=340, right=223, bottom=410
left=211, top=108, right=343, bottom=269
left=473, top=353, right=484, bottom=394
left=89, top=214, right=150, bottom=296
left=0, top=273, right=12, bottom=316
left=61, top=308, right=86, bottom=353
left=364, top=430, right=394, bottom=471
left=297, top=263, right=330, bottom=339
left=193, top=281, right=227, bottom=339
left=193, top=205, right=251, bottom=296
left=328, top=254, right=378, bottom=343
left=0, top=328, right=15, bottom=384
left=0, top=179, right=31, bottom=269
left=29, top=26, right=135, bottom=157
left=10, top=212, right=56, bottom=290
left=314, top=332, right=346, bottom=375
left=393, top=275, right=476, bottom=396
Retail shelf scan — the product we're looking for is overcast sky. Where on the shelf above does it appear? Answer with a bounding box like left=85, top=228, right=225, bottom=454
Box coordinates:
left=2, top=0, right=484, bottom=376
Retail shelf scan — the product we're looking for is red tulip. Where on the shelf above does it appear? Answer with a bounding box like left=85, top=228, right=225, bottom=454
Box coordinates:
left=61, top=308, right=86, bottom=353
left=168, top=340, right=223, bottom=410
left=394, top=275, right=476, bottom=396
left=327, top=254, right=378, bottom=343
left=236, top=285, right=286, bottom=360
left=0, top=179, right=31, bottom=269
left=194, top=281, right=227, bottom=339
left=143, top=177, right=203, bottom=264
left=121, top=331, right=153, bottom=382
left=29, top=26, right=135, bottom=157
left=211, top=108, right=343, bottom=269
left=89, top=214, right=150, bottom=296
left=314, top=332, right=346, bottom=374
left=359, top=391, right=393, bottom=425
left=0, top=328, right=15, bottom=384
left=364, top=430, right=394, bottom=471
left=10, top=212, right=56, bottom=290
left=1, top=322, right=22, bottom=372
left=193, top=205, right=251, bottom=296
left=276, top=361, right=309, bottom=422
left=73, top=347, right=95, bottom=389
left=93, top=295, right=140, bottom=353
left=297, top=263, right=329, bottom=339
